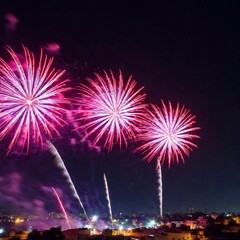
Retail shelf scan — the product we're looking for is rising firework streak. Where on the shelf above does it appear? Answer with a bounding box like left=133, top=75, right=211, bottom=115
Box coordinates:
left=48, top=141, right=89, bottom=221
left=52, top=187, right=71, bottom=229
left=103, top=173, right=113, bottom=222
left=157, top=160, right=162, bottom=218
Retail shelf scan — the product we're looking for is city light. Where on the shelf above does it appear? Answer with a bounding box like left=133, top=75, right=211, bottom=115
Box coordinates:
left=92, top=215, right=98, bottom=222
left=146, top=220, right=156, bottom=228
left=0, top=228, right=4, bottom=234
left=15, top=218, right=24, bottom=223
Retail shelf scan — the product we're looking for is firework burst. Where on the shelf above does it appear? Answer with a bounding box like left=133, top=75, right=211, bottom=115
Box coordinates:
left=136, top=100, right=200, bottom=217
left=0, top=46, right=70, bottom=154
left=75, top=70, right=146, bottom=151
left=137, top=100, right=200, bottom=167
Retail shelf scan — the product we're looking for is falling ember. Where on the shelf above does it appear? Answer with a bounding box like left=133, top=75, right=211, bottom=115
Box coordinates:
left=0, top=46, right=70, bottom=154
left=48, top=141, right=90, bottom=221
left=136, top=100, right=200, bottom=218
left=52, top=187, right=71, bottom=229
left=103, top=173, right=113, bottom=222
left=74, top=70, right=147, bottom=151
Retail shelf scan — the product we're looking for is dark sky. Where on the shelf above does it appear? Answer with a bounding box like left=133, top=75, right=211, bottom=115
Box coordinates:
left=0, top=0, right=240, bottom=217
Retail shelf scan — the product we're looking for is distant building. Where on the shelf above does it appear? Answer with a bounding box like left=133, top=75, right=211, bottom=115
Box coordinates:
left=183, top=220, right=198, bottom=230
left=197, top=216, right=207, bottom=228
left=102, top=228, right=146, bottom=237
left=222, top=225, right=240, bottom=233
left=49, top=212, right=64, bottom=219
left=156, top=230, right=192, bottom=240
left=155, top=229, right=208, bottom=240
left=188, top=206, right=195, bottom=214
left=63, top=229, right=79, bottom=240
left=191, top=230, right=208, bottom=240
left=0, top=230, right=28, bottom=240
left=171, top=221, right=183, bottom=228
left=63, top=228, right=91, bottom=240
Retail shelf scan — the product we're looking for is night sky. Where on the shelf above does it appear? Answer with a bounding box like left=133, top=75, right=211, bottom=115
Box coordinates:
left=0, top=1, right=239, bottom=217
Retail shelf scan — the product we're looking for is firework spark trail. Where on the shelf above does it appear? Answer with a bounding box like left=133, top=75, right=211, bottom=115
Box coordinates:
left=0, top=46, right=70, bottom=154
left=157, top=160, right=162, bottom=218
left=48, top=141, right=89, bottom=221
left=51, top=187, right=71, bottom=229
left=75, top=70, right=147, bottom=151
left=103, top=173, right=113, bottom=222
left=136, top=100, right=200, bottom=218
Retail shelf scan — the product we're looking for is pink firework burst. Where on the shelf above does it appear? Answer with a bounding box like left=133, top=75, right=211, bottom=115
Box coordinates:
left=137, top=100, right=200, bottom=167
left=75, top=70, right=147, bottom=151
left=0, top=46, right=70, bottom=154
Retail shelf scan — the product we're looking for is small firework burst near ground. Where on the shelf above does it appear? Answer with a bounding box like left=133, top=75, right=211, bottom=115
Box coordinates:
left=75, top=70, right=147, bottom=151
left=136, top=100, right=200, bottom=217
left=0, top=46, right=71, bottom=154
